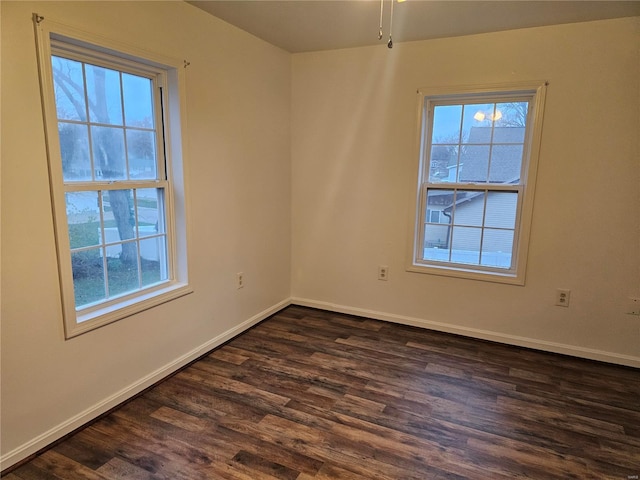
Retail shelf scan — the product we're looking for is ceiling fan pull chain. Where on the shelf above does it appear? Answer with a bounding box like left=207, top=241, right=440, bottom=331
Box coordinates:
left=378, top=0, right=384, bottom=40
left=388, top=0, right=394, bottom=48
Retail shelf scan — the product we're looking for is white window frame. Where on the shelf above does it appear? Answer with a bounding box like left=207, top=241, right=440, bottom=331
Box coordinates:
left=34, top=15, right=191, bottom=338
left=408, top=82, right=546, bottom=285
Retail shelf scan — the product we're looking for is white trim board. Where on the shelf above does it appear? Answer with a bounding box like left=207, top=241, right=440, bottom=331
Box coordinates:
left=0, top=298, right=292, bottom=472
left=291, top=298, right=640, bottom=369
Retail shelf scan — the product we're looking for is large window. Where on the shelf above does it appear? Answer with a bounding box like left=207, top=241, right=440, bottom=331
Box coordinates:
left=35, top=16, right=190, bottom=337
left=409, top=83, right=546, bottom=284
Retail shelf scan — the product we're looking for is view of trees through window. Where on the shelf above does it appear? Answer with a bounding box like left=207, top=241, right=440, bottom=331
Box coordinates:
left=52, top=55, right=169, bottom=309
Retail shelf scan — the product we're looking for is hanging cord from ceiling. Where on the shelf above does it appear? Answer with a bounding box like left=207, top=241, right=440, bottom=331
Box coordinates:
left=388, top=0, right=394, bottom=48
left=379, top=0, right=400, bottom=49
left=378, top=0, right=384, bottom=40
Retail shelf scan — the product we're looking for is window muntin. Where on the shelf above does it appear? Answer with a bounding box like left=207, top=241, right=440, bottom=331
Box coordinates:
left=66, top=188, right=168, bottom=309
left=52, top=49, right=171, bottom=315
left=422, top=188, right=518, bottom=269
left=53, top=55, right=160, bottom=182
left=412, top=85, right=546, bottom=283
left=35, top=16, right=191, bottom=337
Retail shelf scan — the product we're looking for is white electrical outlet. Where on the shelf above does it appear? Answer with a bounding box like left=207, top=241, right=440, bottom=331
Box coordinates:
left=555, top=289, right=570, bottom=307
left=627, top=297, right=640, bottom=315
left=378, top=265, right=389, bottom=281
left=236, top=272, right=244, bottom=289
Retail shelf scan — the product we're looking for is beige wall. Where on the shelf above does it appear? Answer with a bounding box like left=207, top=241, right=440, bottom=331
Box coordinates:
left=1, top=1, right=291, bottom=466
left=291, top=18, right=640, bottom=363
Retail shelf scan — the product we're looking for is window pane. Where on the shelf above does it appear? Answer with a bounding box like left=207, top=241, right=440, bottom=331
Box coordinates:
left=104, top=189, right=135, bottom=246
left=86, top=64, right=123, bottom=125
left=51, top=56, right=86, bottom=122
left=489, top=145, right=523, bottom=183
left=493, top=126, right=525, bottom=143
left=452, top=191, right=485, bottom=227
left=485, top=192, right=517, bottom=229
left=423, top=224, right=450, bottom=261
left=59, top=123, right=91, bottom=181
left=135, top=188, right=163, bottom=237
left=462, top=103, right=494, bottom=143
left=426, top=189, right=454, bottom=220
left=495, top=102, right=528, bottom=130
left=424, top=222, right=450, bottom=249
left=481, top=229, right=514, bottom=268
left=66, top=192, right=101, bottom=249
left=127, top=130, right=157, bottom=179
left=92, top=126, right=126, bottom=180
left=122, top=73, right=154, bottom=127
left=450, top=226, right=481, bottom=265
left=428, top=145, right=458, bottom=183
left=431, top=105, right=462, bottom=142
left=459, top=145, right=490, bottom=182
left=72, top=248, right=105, bottom=308
left=107, top=241, right=140, bottom=297
left=140, top=236, right=168, bottom=287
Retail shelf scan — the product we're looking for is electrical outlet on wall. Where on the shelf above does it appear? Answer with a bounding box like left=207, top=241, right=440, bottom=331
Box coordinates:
left=378, top=265, right=389, bottom=281
left=555, top=289, right=571, bottom=307
left=627, top=297, right=640, bottom=315
left=236, top=272, right=244, bottom=289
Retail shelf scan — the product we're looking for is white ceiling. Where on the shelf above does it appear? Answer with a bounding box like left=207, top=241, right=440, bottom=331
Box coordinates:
left=187, top=0, right=640, bottom=53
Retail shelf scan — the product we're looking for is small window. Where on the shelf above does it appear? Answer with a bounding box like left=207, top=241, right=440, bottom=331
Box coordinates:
left=409, top=83, right=546, bottom=284
left=35, top=16, right=191, bottom=337
left=426, top=209, right=441, bottom=223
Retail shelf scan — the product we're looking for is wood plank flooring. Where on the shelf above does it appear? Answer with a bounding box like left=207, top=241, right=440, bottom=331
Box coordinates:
left=5, top=306, right=640, bottom=479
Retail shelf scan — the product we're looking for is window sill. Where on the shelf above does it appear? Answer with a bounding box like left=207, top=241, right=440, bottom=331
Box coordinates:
left=67, top=283, right=193, bottom=338
left=407, top=263, right=525, bottom=285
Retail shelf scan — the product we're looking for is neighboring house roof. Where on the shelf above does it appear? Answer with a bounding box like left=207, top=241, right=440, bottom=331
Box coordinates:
left=458, top=127, right=525, bottom=183
left=427, top=126, right=525, bottom=213
left=466, top=126, right=525, bottom=144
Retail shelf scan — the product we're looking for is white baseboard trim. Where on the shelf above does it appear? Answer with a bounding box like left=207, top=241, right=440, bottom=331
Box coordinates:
left=291, top=297, right=640, bottom=369
left=0, top=298, right=291, bottom=472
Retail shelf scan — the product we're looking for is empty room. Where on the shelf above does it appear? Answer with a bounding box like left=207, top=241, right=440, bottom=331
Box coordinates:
left=1, top=1, right=639, bottom=478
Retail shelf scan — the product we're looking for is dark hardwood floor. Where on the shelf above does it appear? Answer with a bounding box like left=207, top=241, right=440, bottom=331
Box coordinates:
left=5, top=305, right=640, bottom=479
